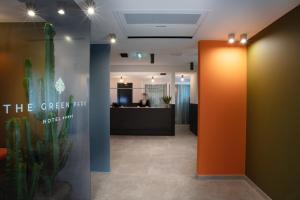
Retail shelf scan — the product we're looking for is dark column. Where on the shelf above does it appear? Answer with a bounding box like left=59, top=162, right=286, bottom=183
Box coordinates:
left=90, top=44, right=111, bottom=172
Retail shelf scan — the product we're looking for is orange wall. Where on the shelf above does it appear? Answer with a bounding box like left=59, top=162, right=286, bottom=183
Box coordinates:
left=197, top=41, right=247, bottom=175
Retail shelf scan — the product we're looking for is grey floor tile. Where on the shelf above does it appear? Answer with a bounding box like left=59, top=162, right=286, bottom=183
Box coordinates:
left=92, top=125, right=266, bottom=200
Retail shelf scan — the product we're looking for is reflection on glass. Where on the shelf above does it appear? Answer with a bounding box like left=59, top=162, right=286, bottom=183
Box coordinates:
left=1, top=23, right=74, bottom=200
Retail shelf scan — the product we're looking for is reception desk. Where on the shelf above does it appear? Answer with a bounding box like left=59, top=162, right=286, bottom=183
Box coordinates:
left=110, top=106, right=175, bottom=136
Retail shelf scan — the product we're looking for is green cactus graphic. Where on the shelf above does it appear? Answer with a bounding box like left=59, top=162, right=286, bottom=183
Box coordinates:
left=3, top=23, right=74, bottom=200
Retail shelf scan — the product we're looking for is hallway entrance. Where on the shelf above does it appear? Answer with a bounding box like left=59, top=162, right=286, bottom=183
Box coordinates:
left=92, top=126, right=265, bottom=200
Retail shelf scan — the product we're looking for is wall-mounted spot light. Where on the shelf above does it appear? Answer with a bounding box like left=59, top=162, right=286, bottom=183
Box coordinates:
left=86, top=0, right=95, bottom=15
left=26, top=2, right=36, bottom=17
left=181, top=75, right=184, bottom=82
left=65, top=35, right=72, bottom=42
left=137, top=52, right=142, bottom=59
left=108, top=33, right=117, bottom=44
left=119, top=76, right=124, bottom=83
left=151, top=76, right=155, bottom=83
left=228, top=33, right=235, bottom=44
left=240, top=33, right=248, bottom=45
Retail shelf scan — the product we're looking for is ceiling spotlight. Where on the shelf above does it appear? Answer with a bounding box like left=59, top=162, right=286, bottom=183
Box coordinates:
left=26, top=3, right=36, bottom=17
left=228, top=33, right=236, bottom=44
left=58, top=8, right=65, bottom=15
left=27, top=9, right=36, bottom=17
left=151, top=76, right=155, bottom=83
left=119, top=76, right=124, bottom=83
left=87, top=6, right=95, bottom=15
left=181, top=75, right=184, bottom=82
left=110, top=38, right=116, bottom=44
left=86, top=0, right=95, bottom=15
left=240, top=33, right=248, bottom=45
left=137, top=52, right=142, bottom=59
left=108, top=33, right=117, bottom=44
left=65, top=35, right=72, bottom=42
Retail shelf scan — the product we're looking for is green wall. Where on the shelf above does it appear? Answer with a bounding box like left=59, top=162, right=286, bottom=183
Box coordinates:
left=247, top=5, right=300, bottom=200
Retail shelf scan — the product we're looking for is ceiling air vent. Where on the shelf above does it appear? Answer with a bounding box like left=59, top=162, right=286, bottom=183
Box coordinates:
left=124, top=13, right=201, bottom=25
left=114, top=10, right=208, bottom=38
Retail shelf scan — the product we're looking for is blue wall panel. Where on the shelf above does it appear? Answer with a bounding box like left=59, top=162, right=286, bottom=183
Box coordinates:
left=90, top=44, right=111, bottom=172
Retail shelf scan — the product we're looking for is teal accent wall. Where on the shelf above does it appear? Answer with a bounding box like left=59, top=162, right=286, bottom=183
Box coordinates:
left=247, top=5, right=300, bottom=200
left=90, top=44, right=111, bottom=172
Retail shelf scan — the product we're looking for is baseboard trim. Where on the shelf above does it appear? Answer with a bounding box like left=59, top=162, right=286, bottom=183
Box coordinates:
left=244, top=176, right=272, bottom=200
left=196, top=175, right=245, bottom=180
left=195, top=175, right=272, bottom=200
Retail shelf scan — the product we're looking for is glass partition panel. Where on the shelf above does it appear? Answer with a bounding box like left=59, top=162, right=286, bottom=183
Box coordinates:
left=0, top=1, right=90, bottom=200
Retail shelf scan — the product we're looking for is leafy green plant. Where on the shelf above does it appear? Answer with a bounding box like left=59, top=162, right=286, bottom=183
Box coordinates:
left=162, top=96, right=172, bottom=104
left=4, top=23, right=74, bottom=199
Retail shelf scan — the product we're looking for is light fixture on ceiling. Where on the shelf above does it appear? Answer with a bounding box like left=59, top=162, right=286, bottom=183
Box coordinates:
left=26, top=2, right=36, bottom=17
left=58, top=8, right=65, bottom=15
left=151, top=76, right=155, bottom=83
left=150, top=53, right=155, bottom=64
left=228, top=33, right=236, bottom=44
left=181, top=75, right=184, bottom=82
left=137, top=52, right=142, bottom=59
left=119, top=76, right=124, bottom=83
left=65, top=35, right=72, bottom=42
left=240, top=33, right=248, bottom=45
left=57, top=2, right=66, bottom=15
left=108, top=33, right=117, bottom=44
left=86, top=0, right=95, bottom=15
left=190, top=62, right=194, bottom=71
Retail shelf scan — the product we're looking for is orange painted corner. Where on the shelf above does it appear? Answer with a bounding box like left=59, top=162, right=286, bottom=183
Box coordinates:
left=197, top=40, right=247, bottom=175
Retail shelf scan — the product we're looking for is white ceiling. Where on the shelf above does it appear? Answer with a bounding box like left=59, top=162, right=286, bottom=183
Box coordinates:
left=0, top=1, right=44, bottom=22
left=1, top=0, right=299, bottom=67
left=74, top=0, right=299, bottom=66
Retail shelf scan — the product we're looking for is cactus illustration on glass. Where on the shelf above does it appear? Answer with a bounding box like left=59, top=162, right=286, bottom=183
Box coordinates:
left=4, top=23, right=74, bottom=199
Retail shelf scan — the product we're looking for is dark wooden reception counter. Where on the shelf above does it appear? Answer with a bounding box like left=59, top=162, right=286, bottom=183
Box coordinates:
left=110, top=106, right=175, bottom=136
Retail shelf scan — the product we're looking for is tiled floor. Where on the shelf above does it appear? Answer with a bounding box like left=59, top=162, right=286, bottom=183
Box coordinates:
left=92, top=125, right=266, bottom=200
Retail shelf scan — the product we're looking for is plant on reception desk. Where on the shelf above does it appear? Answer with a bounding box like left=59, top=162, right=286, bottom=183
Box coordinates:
left=162, top=96, right=172, bottom=107
left=2, top=23, right=74, bottom=200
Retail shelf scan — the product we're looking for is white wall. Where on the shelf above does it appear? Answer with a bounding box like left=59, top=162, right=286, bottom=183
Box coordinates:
left=190, top=72, right=198, bottom=104
left=110, top=65, right=198, bottom=104
left=111, top=64, right=197, bottom=73
left=110, top=76, right=171, bottom=103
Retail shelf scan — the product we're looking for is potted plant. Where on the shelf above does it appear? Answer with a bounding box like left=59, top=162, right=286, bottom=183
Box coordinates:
left=162, top=96, right=172, bottom=108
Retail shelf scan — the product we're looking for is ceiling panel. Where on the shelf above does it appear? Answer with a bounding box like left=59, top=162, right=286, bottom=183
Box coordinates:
left=114, top=10, right=208, bottom=37
left=124, top=13, right=201, bottom=24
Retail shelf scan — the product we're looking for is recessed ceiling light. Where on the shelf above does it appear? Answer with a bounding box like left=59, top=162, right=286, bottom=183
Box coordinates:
left=86, top=0, right=96, bottom=15
left=27, top=9, right=36, bottom=17
left=240, top=33, right=248, bottom=45
left=87, top=7, right=95, bottom=15
left=228, top=33, right=235, bottom=44
left=65, top=35, right=72, bottom=42
left=137, top=52, right=142, bottom=59
left=26, top=3, right=36, bottom=17
left=58, top=9, right=65, bottom=15
left=110, top=38, right=116, bottom=44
